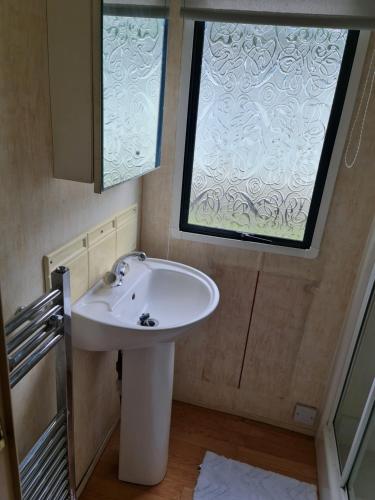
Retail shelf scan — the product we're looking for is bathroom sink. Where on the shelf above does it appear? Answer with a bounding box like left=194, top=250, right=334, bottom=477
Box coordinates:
left=71, top=256, right=219, bottom=486
left=72, top=258, right=219, bottom=351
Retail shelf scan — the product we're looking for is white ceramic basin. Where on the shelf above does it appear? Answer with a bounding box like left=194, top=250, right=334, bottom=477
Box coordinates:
left=71, top=256, right=219, bottom=486
left=72, top=258, right=219, bottom=351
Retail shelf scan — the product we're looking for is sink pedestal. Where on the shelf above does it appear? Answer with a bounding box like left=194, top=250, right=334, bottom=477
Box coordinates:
left=119, top=342, right=175, bottom=485
left=72, top=257, right=219, bottom=484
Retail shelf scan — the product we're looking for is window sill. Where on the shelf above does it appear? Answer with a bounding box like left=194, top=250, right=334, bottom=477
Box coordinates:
left=170, top=227, right=320, bottom=259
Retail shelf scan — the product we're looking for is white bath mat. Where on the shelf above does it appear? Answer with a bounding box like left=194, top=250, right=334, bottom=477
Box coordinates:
left=194, top=451, right=318, bottom=500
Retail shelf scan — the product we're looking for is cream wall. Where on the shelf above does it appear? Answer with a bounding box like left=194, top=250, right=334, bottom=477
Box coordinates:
left=141, top=1, right=375, bottom=434
left=0, top=0, right=140, bottom=488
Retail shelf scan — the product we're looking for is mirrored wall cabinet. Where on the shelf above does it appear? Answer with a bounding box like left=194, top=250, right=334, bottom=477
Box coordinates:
left=47, top=0, right=169, bottom=192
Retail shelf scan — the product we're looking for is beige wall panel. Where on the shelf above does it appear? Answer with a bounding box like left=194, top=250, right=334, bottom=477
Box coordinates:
left=44, top=206, right=138, bottom=301
left=171, top=241, right=259, bottom=387
left=66, top=253, right=90, bottom=303
left=169, top=239, right=263, bottom=272
left=262, top=253, right=324, bottom=282
left=290, top=157, right=375, bottom=408
left=173, top=362, right=313, bottom=434
left=116, top=204, right=137, bottom=228
left=43, top=234, right=88, bottom=292
left=11, top=355, right=57, bottom=460
left=116, top=220, right=137, bottom=257
left=142, top=216, right=173, bottom=259
left=87, top=219, right=116, bottom=247
left=174, top=273, right=319, bottom=432
left=172, top=376, right=313, bottom=434
left=141, top=0, right=184, bottom=255
left=240, top=273, right=316, bottom=399
left=200, top=266, right=255, bottom=387
left=0, top=0, right=140, bottom=487
left=44, top=249, right=89, bottom=303
left=88, top=233, right=117, bottom=287
left=73, top=349, right=119, bottom=483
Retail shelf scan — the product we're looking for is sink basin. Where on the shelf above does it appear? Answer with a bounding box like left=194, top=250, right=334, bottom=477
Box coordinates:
left=72, top=258, right=219, bottom=351
left=71, top=256, right=219, bottom=486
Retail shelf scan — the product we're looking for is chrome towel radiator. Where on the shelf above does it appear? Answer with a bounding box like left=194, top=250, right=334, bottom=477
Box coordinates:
left=0, top=267, right=76, bottom=500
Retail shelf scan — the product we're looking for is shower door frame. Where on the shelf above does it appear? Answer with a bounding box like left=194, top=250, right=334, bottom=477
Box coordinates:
left=316, top=218, right=375, bottom=500
left=339, top=378, right=375, bottom=488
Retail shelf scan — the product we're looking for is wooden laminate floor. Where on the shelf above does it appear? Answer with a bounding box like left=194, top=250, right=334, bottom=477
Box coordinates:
left=80, top=401, right=318, bottom=500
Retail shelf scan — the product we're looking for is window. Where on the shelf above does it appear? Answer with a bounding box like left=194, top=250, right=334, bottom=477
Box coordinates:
left=179, top=22, right=359, bottom=249
left=102, top=5, right=168, bottom=189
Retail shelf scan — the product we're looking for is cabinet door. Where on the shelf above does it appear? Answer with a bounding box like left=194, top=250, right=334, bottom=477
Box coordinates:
left=101, top=2, right=168, bottom=190
left=47, top=0, right=169, bottom=192
left=47, top=0, right=94, bottom=184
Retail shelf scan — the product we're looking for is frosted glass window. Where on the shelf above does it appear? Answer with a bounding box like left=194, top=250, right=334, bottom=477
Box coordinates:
left=102, top=12, right=167, bottom=189
left=180, top=22, right=358, bottom=248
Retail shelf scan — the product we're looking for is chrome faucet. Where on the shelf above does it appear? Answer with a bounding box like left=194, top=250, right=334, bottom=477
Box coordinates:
left=103, top=251, right=147, bottom=287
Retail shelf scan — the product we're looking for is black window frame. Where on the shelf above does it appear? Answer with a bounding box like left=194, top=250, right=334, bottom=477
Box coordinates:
left=179, top=21, right=359, bottom=249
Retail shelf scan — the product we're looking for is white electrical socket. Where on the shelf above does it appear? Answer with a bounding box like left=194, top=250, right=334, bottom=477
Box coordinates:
left=294, top=404, right=317, bottom=427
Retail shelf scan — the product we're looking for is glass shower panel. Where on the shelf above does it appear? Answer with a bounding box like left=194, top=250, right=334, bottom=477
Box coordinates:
left=348, top=407, right=375, bottom=500
left=333, top=285, right=375, bottom=470
left=102, top=7, right=167, bottom=189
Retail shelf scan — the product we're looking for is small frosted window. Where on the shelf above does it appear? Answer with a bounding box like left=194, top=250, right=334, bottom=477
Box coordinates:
left=102, top=14, right=167, bottom=189
left=181, top=22, right=357, bottom=248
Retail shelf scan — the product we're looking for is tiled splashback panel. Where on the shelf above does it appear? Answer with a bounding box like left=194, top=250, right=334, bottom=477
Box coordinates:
left=43, top=204, right=138, bottom=301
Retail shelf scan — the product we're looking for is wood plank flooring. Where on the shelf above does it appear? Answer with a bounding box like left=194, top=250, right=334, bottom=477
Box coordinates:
left=80, top=401, right=318, bottom=500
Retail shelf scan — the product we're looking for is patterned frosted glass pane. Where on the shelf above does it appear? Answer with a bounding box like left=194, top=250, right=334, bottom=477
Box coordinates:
left=102, top=15, right=166, bottom=189
left=188, top=23, right=348, bottom=241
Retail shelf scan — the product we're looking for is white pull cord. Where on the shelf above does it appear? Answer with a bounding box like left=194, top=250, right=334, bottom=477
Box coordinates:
left=344, top=48, right=375, bottom=169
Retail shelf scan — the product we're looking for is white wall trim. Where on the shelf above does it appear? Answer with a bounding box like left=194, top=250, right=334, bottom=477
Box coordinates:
left=316, top=216, right=375, bottom=500
left=170, top=22, right=370, bottom=259
left=316, top=426, right=348, bottom=500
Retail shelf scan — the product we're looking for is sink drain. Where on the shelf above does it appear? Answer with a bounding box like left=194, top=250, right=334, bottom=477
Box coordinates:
left=138, top=313, right=159, bottom=328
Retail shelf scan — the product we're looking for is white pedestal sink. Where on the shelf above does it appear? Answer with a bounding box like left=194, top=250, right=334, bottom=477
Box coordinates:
left=71, top=257, right=219, bottom=485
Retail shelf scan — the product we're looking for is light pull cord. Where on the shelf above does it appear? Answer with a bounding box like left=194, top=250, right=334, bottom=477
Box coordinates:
left=345, top=48, right=375, bottom=169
